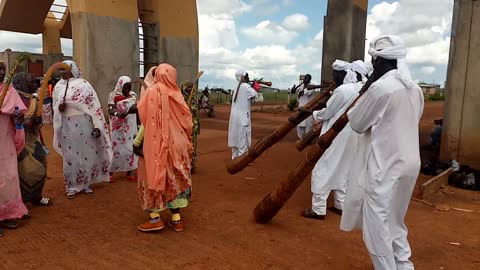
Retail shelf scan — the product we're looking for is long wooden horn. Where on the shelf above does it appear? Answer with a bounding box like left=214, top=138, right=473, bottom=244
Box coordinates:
left=253, top=79, right=373, bottom=223
left=226, top=81, right=335, bottom=175
left=295, top=123, right=323, bottom=151
left=35, top=62, right=71, bottom=117
left=0, top=53, right=31, bottom=112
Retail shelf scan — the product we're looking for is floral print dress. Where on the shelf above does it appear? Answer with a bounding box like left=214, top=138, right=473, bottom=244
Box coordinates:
left=53, top=77, right=112, bottom=193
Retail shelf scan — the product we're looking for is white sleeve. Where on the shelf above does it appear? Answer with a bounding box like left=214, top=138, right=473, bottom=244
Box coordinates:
left=347, top=86, right=391, bottom=134
left=314, top=91, right=344, bottom=121
left=312, top=109, right=326, bottom=122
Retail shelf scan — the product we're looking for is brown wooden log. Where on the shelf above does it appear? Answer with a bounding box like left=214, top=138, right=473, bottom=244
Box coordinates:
left=226, top=81, right=335, bottom=175
left=254, top=81, right=372, bottom=223
left=295, top=123, right=323, bottom=151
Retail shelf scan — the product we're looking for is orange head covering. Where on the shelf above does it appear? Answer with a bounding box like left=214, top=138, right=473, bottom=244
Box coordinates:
left=140, top=66, right=156, bottom=98
left=137, top=63, right=193, bottom=192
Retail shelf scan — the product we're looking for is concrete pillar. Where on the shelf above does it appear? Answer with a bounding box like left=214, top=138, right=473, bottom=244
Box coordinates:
left=441, top=0, right=480, bottom=169
left=138, top=0, right=199, bottom=83
left=67, top=0, right=139, bottom=111
left=42, top=14, right=62, bottom=55
left=321, top=0, right=367, bottom=82
left=42, top=14, right=65, bottom=75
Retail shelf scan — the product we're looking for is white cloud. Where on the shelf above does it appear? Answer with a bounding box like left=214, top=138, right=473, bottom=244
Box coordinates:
left=0, top=31, right=43, bottom=53
left=282, top=0, right=293, bottom=6
left=197, top=0, right=251, bottom=16
left=365, top=0, right=453, bottom=84
left=314, top=30, right=323, bottom=42
left=421, top=66, right=436, bottom=75
left=282, top=14, right=310, bottom=31
left=242, top=20, right=298, bottom=45
left=199, top=14, right=240, bottom=50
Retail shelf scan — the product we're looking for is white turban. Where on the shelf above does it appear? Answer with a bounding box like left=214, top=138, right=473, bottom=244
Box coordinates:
left=351, top=60, right=370, bottom=76
left=368, top=35, right=415, bottom=89
left=332, top=60, right=357, bottom=84
left=235, top=69, right=247, bottom=82
left=351, top=60, right=371, bottom=83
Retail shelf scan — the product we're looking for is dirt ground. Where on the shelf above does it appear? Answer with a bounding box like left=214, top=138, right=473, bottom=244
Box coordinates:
left=1, top=101, right=479, bottom=270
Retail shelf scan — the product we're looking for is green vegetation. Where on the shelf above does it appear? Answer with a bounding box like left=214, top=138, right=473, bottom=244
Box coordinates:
left=205, top=91, right=290, bottom=105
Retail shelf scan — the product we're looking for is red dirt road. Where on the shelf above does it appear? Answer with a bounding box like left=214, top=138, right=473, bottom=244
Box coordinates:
left=1, top=101, right=479, bottom=269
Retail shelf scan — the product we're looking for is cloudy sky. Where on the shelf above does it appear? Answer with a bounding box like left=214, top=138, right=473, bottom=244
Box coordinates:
left=0, top=0, right=453, bottom=89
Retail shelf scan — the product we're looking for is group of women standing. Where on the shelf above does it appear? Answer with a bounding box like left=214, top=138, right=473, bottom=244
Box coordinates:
left=1, top=60, right=195, bottom=236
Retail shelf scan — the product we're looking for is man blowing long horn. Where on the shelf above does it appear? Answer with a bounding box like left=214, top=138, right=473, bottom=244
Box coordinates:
left=301, top=59, right=367, bottom=220
left=341, top=35, right=424, bottom=270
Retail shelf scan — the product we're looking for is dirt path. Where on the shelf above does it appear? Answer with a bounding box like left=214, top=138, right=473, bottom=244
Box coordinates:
left=1, top=101, right=479, bottom=270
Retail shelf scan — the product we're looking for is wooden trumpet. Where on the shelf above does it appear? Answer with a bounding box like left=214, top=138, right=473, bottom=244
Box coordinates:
left=226, top=81, right=335, bottom=175
left=295, top=123, right=323, bottom=151
left=33, top=62, right=71, bottom=117
left=253, top=79, right=373, bottom=223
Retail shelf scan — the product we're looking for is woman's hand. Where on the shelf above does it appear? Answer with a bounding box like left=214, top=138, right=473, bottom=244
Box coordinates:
left=91, top=128, right=101, bottom=138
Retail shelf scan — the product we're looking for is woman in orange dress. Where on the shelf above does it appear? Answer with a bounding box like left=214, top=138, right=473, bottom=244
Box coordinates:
left=135, top=63, right=193, bottom=233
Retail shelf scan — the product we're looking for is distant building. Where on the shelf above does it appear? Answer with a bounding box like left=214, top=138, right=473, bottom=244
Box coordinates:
left=0, top=49, right=71, bottom=78
left=418, top=82, right=441, bottom=96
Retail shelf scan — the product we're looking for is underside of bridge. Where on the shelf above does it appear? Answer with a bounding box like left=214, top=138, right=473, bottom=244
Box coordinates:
left=0, top=0, right=198, bottom=111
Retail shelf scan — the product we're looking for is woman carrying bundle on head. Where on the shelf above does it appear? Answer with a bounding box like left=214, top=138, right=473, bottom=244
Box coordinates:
left=107, top=76, right=138, bottom=182
left=52, top=60, right=112, bottom=199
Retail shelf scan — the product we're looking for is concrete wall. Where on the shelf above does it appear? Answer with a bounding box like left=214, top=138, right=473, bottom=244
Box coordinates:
left=321, top=0, right=367, bottom=82
left=139, top=0, right=199, bottom=83
left=0, top=50, right=70, bottom=76
left=441, top=0, right=480, bottom=169
left=68, top=0, right=139, bottom=112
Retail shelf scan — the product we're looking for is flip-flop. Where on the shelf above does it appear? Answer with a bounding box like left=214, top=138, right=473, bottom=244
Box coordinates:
left=0, top=219, right=20, bottom=229
left=66, top=192, right=76, bottom=199
left=301, top=209, right=325, bottom=220
left=34, top=197, right=53, bottom=206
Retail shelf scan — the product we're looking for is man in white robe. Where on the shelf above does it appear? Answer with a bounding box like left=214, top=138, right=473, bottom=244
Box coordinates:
left=228, top=69, right=258, bottom=160
left=291, top=74, right=324, bottom=139
left=341, top=35, right=424, bottom=270
left=301, top=60, right=363, bottom=220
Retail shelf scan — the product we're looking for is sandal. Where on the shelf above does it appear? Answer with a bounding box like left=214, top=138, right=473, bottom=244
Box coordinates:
left=0, top=219, right=20, bottom=229
left=20, top=213, right=31, bottom=220
left=84, top=187, right=93, bottom=195
left=66, top=192, right=76, bottom=199
left=301, top=209, right=325, bottom=220
left=127, top=176, right=137, bottom=182
left=34, top=197, right=53, bottom=206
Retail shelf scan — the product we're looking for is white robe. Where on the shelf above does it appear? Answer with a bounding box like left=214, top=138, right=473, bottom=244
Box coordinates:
left=296, top=84, right=315, bottom=128
left=341, top=70, right=424, bottom=260
left=228, top=83, right=258, bottom=158
left=311, top=82, right=361, bottom=195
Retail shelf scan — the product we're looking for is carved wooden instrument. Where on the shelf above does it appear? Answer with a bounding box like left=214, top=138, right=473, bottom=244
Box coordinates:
left=253, top=78, right=374, bottom=223
left=226, top=81, right=336, bottom=175
left=0, top=53, right=30, bottom=112
left=33, top=62, right=71, bottom=117
left=295, top=122, right=323, bottom=151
